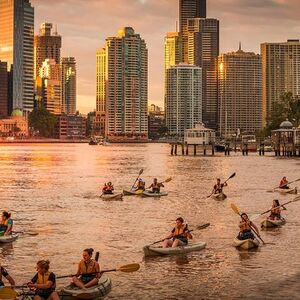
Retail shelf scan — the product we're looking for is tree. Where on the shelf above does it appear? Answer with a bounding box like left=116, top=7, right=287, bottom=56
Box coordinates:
left=29, top=107, right=57, bottom=138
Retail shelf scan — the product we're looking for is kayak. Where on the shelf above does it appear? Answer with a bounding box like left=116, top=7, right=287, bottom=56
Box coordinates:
left=101, top=193, right=123, bottom=201
left=60, top=275, right=111, bottom=299
left=143, top=242, right=206, bottom=257
left=123, top=189, right=143, bottom=196
left=274, top=187, right=297, bottom=194
left=0, top=233, right=19, bottom=243
left=233, top=237, right=259, bottom=250
left=142, top=191, right=168, bottom=197
left=211, top=192, right=227, bottom=201
left=261, top=218, right=286, bottom=228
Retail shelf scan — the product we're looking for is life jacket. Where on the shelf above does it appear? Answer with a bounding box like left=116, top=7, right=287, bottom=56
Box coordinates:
left=280, top=180, right=288, bottom=188
left=0, top=219, right=11, bottom=232
left=172, top=225, right=188, bottom=237
left=270, top=207, right=281, bottom=217
left=36, top=272, right=55, bottom=295
left=79, top=259, right=97, bottom=277
left=214, top=183, right=223, bottom=193
left=239, top=221, right=251, bottom=232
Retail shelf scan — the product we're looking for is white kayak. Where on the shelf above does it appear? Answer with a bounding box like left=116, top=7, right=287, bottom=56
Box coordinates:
left=101, top=193, right=123, bottom=201
left=60, top=275, right=111, bottom=299
left=261, top=218, right=286, bottom=228
left=0, top=233, right=19, bottom=243
left=233, top=237, right=259, bottom=250
left=142, top=191, right=168, bottom=197
left=274, top=187, right=297, bottom=194
left=143, top=242, right=206, bottom=257
left=211, top=192, right=227, bottom=201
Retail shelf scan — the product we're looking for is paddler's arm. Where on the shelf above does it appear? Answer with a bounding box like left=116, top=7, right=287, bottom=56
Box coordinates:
left=95, top=262, right=101, bottom=279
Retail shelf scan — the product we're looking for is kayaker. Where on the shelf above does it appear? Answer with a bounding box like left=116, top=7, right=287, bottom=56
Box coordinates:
left=268, top=199, right=286, bottom=220
left=148, top=178, right=164, bottom=193
left=279, top=176, right=289, bottom=189
left=72, top=248, right=100, bottom=289
left=0, top=263, right=15, bottom=288
left=135, top=178, right=145, bottom=191
left=237, top=213, right=259, bottom=240
left=102, top=182, right=114, bottom=194
left=0, top=211, right=13, bottom=236
left=27, top=260, right=59, bottom=300
left=162, top=217, right=192, bottom=248
left=212, top=178, right=227, bottom=194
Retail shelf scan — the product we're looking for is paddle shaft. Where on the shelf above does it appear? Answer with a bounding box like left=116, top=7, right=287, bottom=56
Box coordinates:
left=131, top=169, right=143, bottom=190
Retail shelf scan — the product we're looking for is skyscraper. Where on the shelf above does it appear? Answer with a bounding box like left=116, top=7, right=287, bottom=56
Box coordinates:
left=179, top=0, right=206, bottom=63
left=261, top=40, right=300, bottom=127
left=164, top=32, right=183, bottom=71
left=34, top=23, right=62, bottom=79
left=0, top=61, right=8, bottom=117
left=166, top=63, right=202, bottom=137
left=218, top=47, right=262, bottom=137
left=96, top=27, right=148, bottom=140
left=61, top=57, right=76, bottom=115
left=187, top=18, right=219, bottom=130
left=0, top=0, right=34, bottom=113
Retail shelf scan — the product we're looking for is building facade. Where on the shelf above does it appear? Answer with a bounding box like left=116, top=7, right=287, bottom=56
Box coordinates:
left=55, top=114, right=86, bottom=139
left=0, top=61, right=8, bottom=117
left=0, top=0, right=34, bottom=113
left=34, top=23, right=61, bottom=79
left=96, top=27, right=148, bottom=140
left=165, top=63, right=202, bottom=137
left=164, top=32, right=183, bottom=71
left=187, top=17, right=219, bottom=130
left=179, top=0, right=206, bottom=63
left=218, top=47, right=262, bottom=137
left=261, top=40, right=300, bottom=127
left=61, top=57, right=76, bottom=115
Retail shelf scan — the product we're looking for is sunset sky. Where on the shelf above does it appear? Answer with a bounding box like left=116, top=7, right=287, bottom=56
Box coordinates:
left=31, top=0, right=300, bottom=114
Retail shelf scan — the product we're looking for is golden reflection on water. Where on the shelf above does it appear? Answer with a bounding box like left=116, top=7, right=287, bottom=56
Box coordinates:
left=0, top=143, right=299, bottom=299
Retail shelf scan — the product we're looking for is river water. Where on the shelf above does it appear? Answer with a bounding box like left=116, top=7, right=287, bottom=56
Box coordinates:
left=0, top=143, right=299, bottom=300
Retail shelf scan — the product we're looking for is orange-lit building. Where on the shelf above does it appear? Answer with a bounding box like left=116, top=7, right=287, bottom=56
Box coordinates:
left=0, top=109, right=28, bottom=136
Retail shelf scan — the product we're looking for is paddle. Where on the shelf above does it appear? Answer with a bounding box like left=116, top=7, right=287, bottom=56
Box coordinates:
left=0, top=287, right=18, bottom=299
left=147, top=222, right=210, bottom=246
left=230, top=203, right=266, bottom=245
left=131, top=169, right=144, bottom=190
left=138, top=177, right=172, bottom=195
left=13, top=230, right=39, bottom=236
left=250, top=196, right=300, bottom=221
left=57, top=263, right=140, bottom=279
left=267, top=177, right=300, bottom=192
left=206, top=172, right=236, bottom=198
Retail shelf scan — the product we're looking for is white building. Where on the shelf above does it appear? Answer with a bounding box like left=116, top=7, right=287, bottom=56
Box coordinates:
left=184, top=123, right=215, bottom=145
left=165, top=63, right=202, bottom=137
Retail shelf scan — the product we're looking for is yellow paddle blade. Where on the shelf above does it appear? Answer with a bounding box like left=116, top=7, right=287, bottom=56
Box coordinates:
left=230, top=203, right=240, bottom=215
left=117, top=263, right=140, bottom=272
left=135, top=189, right=144, bottom=195
left=0, top=287, right=18, bottom=299
left=164, top=177, right=172, bottom=183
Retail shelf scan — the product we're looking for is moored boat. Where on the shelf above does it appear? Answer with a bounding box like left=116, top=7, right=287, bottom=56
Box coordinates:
left=233, top=237, right=259, bottom=250
left=261, top=218, right=286, bottom=228
left=274, top=187, right=297, bottom=194
left=142, top=191, right=168, bottom=197
left=101, top=193, right=123, bottom=201
left=211, top=192, right=227, bottom=201
left=0, top=233, right=19, bottom=243
left=60, top=275, right=111, bottom=299
left=143, top=242, right=206, bottom=257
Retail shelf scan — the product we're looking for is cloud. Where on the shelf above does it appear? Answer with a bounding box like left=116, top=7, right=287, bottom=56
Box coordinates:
left=31, top=0, right=300, bottom=111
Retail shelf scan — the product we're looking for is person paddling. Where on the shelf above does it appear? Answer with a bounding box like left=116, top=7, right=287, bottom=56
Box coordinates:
left=212, top=178, right=227, bottom=195
left=279, top=176, right=289, bottom=189
left=268, top=199, right=286, bottom=220
left=148, top=178, right=164, bottom=193
left=102, top=182, right=114, bottom=194
left=134, top=178, right=145, bottom=191
left=72, top=248, right=100, bottom=289
left=237, top=213, right=260, bottom=240
left=162, top=217, right=193, bottom=248
left=27, top=260, right=59, bottom=300
left=0, top=211, right=13, bottom=236
left=0, top=262, right=15, bottom=288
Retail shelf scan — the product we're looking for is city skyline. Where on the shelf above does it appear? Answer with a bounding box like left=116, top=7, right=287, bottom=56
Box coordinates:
left=31, top=0, right=300, bottom=114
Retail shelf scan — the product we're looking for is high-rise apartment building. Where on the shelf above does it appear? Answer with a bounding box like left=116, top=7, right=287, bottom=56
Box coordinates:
left=0, top=61, right=8, bottom=117
left=164, top=32, right=183, bottom=71
left=261, top=40, right=300, bottom=127
left=218, top=47, right=262, bottom=137
left=0, top=0, right=34, bottom=113
left=34, top=23, right=62, bottom=79
left=96, top=27, right=148, bottom=140
left=187, top=17, right=219, bottom=130
left=61, top=57, right=76, bottom=115
left=166, top=63, right=202, bottom=137
left=179, top=0, right=206, bottom=63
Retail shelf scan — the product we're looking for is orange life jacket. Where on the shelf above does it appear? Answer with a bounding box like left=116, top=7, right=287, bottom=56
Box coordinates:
left=79, top=259, right=97, bottom=275
left=239, top=220, right=251, bottom=232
